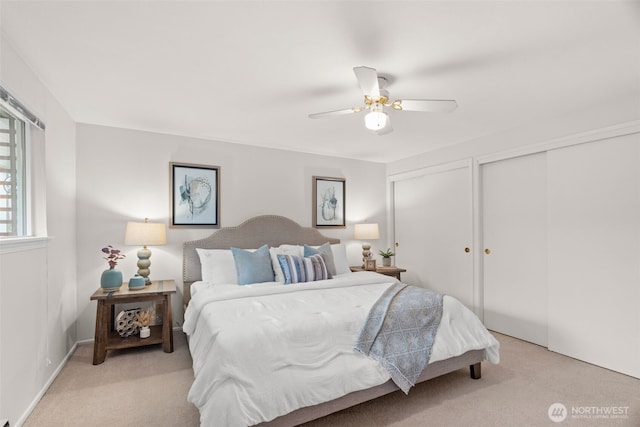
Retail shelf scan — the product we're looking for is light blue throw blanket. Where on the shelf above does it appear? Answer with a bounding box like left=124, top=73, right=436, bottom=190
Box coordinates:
left=354, top=283, right=443, bottom=394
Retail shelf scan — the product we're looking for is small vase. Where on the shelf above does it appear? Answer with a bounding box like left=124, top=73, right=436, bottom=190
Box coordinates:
left=139, top=326, right=151, bottom=339
left=382, top=257, right=392, bottom=267
left=101, top=268, right=123, bottom=292
left=128, top=274, right=146, bottom=290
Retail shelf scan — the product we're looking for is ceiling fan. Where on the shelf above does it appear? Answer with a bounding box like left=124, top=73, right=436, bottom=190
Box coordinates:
left=308, top=66, right=457, bottom=135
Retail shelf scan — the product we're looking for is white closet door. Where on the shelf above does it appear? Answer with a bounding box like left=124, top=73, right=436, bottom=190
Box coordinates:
left=393, top=174, right=426, bottom=286
left=393, top=164, right=473, bottom=308
left=547, top=134, right=640, bottom=378
left=482, top=152, right=548, bottom=346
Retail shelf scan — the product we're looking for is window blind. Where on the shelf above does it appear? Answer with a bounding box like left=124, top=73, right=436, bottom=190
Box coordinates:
left=0, top=84, right=45, bottom=131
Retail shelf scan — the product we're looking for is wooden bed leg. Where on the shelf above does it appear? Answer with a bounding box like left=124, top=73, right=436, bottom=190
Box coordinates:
left=470, top=363, right=481, bottom=380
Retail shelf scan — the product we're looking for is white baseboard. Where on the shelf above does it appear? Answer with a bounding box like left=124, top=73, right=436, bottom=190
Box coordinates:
left=14, top=342, right=78, bottom=427
left=14, top=328, right=186, bottom=426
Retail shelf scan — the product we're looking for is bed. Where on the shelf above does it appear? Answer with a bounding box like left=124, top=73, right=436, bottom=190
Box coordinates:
left=182, top=215, right=499, bottom=426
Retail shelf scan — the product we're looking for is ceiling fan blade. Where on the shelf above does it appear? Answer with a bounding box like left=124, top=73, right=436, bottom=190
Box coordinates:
left=353, top=66, right=380, bottom=99
left=308, top=107, right=363, bottom=119
left=393, top=99, right=458, bottom=113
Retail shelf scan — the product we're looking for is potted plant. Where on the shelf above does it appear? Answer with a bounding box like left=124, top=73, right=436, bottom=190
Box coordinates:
left=135, top=308, right=152, bottom=339
left=100, top=245, right=126, bottom=292
left=378, top=248, right=395, bottom=267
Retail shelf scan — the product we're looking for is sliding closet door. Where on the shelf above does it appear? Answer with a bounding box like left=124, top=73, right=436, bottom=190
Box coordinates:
left=393, top=174, right=426, bottom=285
left=481, top=152, right=547, bottom=346
left=393, top=163, right=473, bottom=308
left=547, top=134, right=640, bottom=378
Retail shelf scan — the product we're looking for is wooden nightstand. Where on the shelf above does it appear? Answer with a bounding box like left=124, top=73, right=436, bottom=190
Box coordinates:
left=350, top=266, right=407, bottom=281
left=90, top=279, right=176, bottom=365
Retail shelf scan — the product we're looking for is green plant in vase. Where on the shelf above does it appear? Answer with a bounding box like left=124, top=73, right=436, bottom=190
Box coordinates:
left=378, top=248, right=395, bottom=267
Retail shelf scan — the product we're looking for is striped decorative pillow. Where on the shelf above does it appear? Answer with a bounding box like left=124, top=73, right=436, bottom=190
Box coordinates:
left=276, top=254, right=332, bottom=284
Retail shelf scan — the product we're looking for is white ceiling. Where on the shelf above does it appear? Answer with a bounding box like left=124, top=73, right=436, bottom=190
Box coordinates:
left=1, top=1, right=639, bottom=163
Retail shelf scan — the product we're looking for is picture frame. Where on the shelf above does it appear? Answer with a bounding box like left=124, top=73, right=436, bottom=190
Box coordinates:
left=312, top=176, right=346, bottom=228
left=365, top=259, right=377, bottom=271
left=170, top=162, right=220, bottom=228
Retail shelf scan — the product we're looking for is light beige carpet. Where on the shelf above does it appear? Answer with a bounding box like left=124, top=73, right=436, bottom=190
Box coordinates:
left=23, top=332, right=640, bottom=426
left=23, top=332, right=200, bottom=427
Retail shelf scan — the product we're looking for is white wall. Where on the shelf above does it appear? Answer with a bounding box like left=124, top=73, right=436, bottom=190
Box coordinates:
left=75, top=124, right=387, bottom=341
left=0, top=35, right=77, bottom=425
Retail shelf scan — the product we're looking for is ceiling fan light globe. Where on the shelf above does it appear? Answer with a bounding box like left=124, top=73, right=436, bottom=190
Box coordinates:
left=365, top=110, right=388, bottom=131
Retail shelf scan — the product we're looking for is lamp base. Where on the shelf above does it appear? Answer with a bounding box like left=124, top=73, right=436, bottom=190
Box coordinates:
left=137, top=246, right=152, bottom=285
left=361, top=243, right=372, bottom=268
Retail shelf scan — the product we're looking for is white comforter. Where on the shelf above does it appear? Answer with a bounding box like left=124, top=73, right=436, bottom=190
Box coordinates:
left=183, top=271, right=499, bottom=427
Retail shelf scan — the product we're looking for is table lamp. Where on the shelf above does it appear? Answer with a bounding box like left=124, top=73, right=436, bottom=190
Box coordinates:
left=124, top=218, right=167, bottom=284
left=354, top=223, right=380, bottom=267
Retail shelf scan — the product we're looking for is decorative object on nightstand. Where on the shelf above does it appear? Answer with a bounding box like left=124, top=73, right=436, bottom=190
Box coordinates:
left=115, top=308, right=142, bottom=337
left=378, top=248, right=395, bottom=267
left=139, top=326, right=150, bottom=339
left=135, top=308, right=153, bottom=339
left=124, top=218, right=167, bottom=284
left=100, top=245, right=125, bottom=292
left=354, top=223, right=380, bottom=267
left=364, top=259, right=377, bottom=271
left=128, top=273, right=146, bottom=290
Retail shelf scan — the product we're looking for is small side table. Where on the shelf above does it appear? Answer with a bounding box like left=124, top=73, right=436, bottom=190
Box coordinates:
left=350, top=266, right=407, bottom=281
left=90, top=279, right=176, bottom=365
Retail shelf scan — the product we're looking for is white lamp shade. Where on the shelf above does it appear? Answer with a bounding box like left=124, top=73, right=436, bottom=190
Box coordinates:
left=124, top=220, right=167, bottom=246
left=364, top=110, right=388, bottom=131
left=354, top=223, right=380, bottom=240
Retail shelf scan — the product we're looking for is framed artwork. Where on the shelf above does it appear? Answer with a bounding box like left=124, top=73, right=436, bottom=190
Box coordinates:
left=170, top=162, right=220, bottom=228
left=312, top=176, right=346, bottom=228
left=365, top=259, right=377, bottom=271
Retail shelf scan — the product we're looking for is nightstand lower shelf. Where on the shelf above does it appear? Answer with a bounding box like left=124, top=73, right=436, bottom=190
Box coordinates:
left=106, top=325, right=163, bottom=350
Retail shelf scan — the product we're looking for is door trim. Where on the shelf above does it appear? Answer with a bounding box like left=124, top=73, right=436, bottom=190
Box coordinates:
left=477, top=120, right=640, bottom=166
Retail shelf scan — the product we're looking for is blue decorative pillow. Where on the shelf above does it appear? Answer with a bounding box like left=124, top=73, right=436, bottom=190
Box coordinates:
left=277, top=254, right=332, bottom=284
left=230, top=245, right=275, bottom=285
left=304, top=242, right=337, bottom=276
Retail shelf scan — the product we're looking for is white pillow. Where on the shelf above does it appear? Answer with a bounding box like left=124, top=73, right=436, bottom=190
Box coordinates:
left=330, top=243, right=350, bottom=275
left=270, top=244, right=303, bottom=283
left=196, top=248, right=238, bottom=284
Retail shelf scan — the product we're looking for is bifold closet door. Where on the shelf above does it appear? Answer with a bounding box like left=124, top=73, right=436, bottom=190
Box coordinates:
left=393, top=165, right=473, bottom=308
left=482, top=152, right=547, bottom=346
left=547, top=134, right=640, bottom=378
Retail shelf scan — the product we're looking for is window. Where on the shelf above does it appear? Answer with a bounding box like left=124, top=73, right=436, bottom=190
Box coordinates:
left=0, top=106, right=26, bottom=236
left=0, top=85, right=45, bottom=241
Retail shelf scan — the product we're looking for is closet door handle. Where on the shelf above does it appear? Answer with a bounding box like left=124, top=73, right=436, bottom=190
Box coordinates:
left=464, top=247, right=470, bottom=253
left=485, top=248, right=491, bottom=255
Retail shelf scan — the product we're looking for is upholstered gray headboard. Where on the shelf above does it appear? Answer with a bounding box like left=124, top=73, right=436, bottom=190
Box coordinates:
left=182, top=215, right=340, bottom=307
